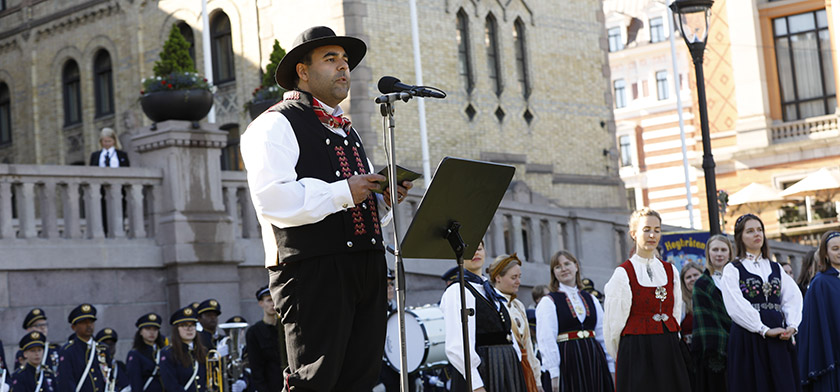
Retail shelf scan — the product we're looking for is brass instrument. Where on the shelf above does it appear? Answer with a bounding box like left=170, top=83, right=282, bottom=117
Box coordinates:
left=205, top=322, right=249, bottom=392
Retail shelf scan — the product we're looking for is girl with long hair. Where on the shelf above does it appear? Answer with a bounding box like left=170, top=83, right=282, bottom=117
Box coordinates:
left=603, top=208, right=691, bottom=391
left=798, top=231, right=840, bottom=391
left=537, top=250, right=614, bottom=392
left=679, top=261, right=703, bottom=344
left=720, top=213, right=802, bottom=392
left=691, top=234, right=734, bottom=391
left=126, top=313, right=166, bottom=392
left=160, top=307, right=208, bottom=392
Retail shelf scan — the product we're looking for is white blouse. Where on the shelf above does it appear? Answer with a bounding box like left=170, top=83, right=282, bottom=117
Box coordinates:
left=440, top=279, right=519, bottom=390
left=602, top=254, right=683, bottom=358
left=536, top=283, right=614, bottom=379
left=719, top=252, right=803, bottom=336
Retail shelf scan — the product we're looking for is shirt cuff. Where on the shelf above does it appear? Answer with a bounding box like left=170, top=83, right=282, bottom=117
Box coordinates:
left=760, top=325, right=769, bottom=338
left=471, top=368, right=484, bottom=390
left=548, top=367, right=560, bottom=379
left=330, top=180, right=355, bottom=210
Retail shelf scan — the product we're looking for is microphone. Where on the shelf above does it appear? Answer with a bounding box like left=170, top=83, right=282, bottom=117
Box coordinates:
left=377, top=76, right=446, bottom=99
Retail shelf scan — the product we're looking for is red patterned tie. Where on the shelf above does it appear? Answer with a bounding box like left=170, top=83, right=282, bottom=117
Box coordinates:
left=310, top=98, right=351, bottom=133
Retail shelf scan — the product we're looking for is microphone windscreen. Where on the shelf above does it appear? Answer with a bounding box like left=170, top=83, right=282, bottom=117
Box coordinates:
left=378, top=76, right=400, bottom=94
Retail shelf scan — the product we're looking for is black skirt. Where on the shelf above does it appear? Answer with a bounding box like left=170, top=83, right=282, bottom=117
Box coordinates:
left=727, top=325, right=801, bottom=392
left=693, top=354, right=727, bottom=392
left=557, top=338, right=614, bottom=392
left=449, top=344, right=527, bottom=392
left=615, top=332, right=691, bottom=392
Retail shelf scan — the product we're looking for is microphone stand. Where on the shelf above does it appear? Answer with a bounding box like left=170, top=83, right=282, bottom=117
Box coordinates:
left=377, top=91, right=412, bottom=392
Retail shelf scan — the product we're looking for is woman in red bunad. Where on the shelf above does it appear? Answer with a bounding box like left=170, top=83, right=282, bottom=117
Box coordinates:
left=603, top=208, right=691, bottom=391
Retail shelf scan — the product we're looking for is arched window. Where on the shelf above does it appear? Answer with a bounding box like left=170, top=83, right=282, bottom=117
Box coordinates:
left=456, top=9, right=474, bottom=92
left=0, top=82, right=11, bottom=145
left=93, top=49, right=114, bottom=117
left=177, top=21, right=196, bottom=66
left=485, top=14, right=502, bottom=96
left=513, top=18, right=530, bottom=98
left=63, top=60, right=82, bottom=126
left=211, top=12, right=235, bottom=83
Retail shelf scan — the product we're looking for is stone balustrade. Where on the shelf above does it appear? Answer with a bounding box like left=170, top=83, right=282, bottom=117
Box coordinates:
left=770, top=114, right=839, bottom=143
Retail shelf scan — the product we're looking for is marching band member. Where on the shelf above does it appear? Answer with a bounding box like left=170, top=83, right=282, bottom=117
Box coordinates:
left=720, top=214, right=802, bottom=392
left=10, top=332, right=56, bottom=392
left=245, top=286, right=285, bottom=392
left=196, top=300, right=223, bottom=350
left=537, top=250, right=614, bottom=392
left=159, top=307, right=207, bottom=392
left=17, top=309, right=59, bottom=373
left=126, top=314, right=165, bottom=392
left=440, top=241, right=527, bottom=392
left=94, top=329, right=128, bottom=392
left=57, top=304, right=111, bottom=392
left=603, top=208, right=691, bottom=391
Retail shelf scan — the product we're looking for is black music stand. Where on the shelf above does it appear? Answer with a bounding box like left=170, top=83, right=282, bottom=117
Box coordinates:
left=399, top=157, right=514, bottom=391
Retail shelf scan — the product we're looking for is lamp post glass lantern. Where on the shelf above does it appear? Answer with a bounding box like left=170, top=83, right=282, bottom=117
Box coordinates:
left=670, top=0, right=721, bottom=234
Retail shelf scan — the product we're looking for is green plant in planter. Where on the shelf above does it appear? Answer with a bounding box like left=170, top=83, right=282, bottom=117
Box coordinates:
left=245, top=40, right=286, bottom=110
left=141, top=26, right=213, bottom=95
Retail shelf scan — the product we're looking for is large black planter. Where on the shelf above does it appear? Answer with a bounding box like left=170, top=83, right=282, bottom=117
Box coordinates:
left=140, top=89, right=214, bottom=123
left=248, top=98, right=282, bottom=120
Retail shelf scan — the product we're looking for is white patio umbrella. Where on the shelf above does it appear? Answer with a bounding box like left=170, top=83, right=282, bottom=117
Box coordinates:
left=727, top=182, right=788, bottom=214
left=779, top=168, right=840, bottom=199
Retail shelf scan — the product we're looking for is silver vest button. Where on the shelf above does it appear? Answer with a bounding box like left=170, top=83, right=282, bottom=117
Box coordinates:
left=325, top=138, right=330, bottom=145
left=346, top=241, right=353, bottom=248
left=335, top=170, right=341, bottom=177
left=344, top=139, right=349, bottom=146
left=356, top=142, right=361, bottom=147
left=371, top=238, right=376, bottom=245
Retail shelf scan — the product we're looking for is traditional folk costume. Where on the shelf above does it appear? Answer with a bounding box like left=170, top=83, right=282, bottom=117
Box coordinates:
left=501, top=293, right=542, bottom=391
left=690, top=270, right=731, bottom=392
left=440, top=269, right=527, bottom=392
left=798, top=266, right=840, bottom=391
left=604, top=254, right=691, bottom=392
left=536, top=283, right=614, bottom=392
left=720, top=253, right=802, bottom=392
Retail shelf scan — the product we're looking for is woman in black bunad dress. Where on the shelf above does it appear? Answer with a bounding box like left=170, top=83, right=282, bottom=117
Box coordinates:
left=691, top=234, right=733, bottom=392
left=126, top=313, right=165, bottom=392
left=536, top=250, right=614, bottom=392
left=159, top=307, right=208, bottom=392
left=720, top=214, right=802, bottom=392
left=440, top=241, right=527, bottom=392
left=603, top=208, right=691, bottom=392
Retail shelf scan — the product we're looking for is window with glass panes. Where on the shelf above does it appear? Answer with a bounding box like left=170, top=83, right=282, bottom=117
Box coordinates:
left=656, top=70, right=669, bottom=100
left=513, top=19, right=529, bottom=98
left=456, top=10, right=474, bottom=92
left=0, top=82, right=10, bottom=145
left=608, top=27, right=623, bottom=52
left=485, top=14, right=502, bottom=96
left=650, top=17, right=665, bottom=43
left=63, top=60, right=82, bottom=126
left=93, top=50, right=114, bottom=117
left=619, top=135, right=632, bottom=166
left=614, top=79, right=626, bottom=108
left=773, top=9, right=835, bottom=121
left=211, top=12, right=235, bottom=83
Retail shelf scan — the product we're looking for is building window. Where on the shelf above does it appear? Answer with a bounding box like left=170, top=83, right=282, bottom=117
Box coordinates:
left=626, top=188, right=637, bottom=211
left=773, top=9, right=835, bottom=121
left=220, top=124, right=242, bottom=171
left=650, top=17, right=665, bottom=43
left=608, top=27, right=623, bottom=52
left=614, top=79, right=626, bottom=108
left=177, top=21, right=196, bottom=66
left=63, top=60, right=82, bottom=126
left=0, top=82, right=10, bottom=145
left=619, top=135, right=632, bottom=166
left=513, top=18, right=530, bottom=98
left=0, top=0, right=6, bottom=11
left=485, top=14, right=502, bottom=96
left=211, top=12, right=235, bottom=83
left=456, top=9, right=474, bottom=92
left=656, top=70, right=669, bottom=100
left=93, top=50, right=114, bottom=118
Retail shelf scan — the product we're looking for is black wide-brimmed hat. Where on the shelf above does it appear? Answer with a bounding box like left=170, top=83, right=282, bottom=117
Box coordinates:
left=274, top=26, right=367, bottom=90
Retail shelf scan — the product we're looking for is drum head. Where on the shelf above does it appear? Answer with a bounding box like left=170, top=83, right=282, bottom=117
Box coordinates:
left=384, top=311, right=426, bottom=373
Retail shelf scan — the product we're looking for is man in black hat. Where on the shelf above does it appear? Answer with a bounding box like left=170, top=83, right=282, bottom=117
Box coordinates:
left=16, top=308, right=60, bottom=373
left=95, top=328, right=128, bottom=392
left=241, top=26, right=413, bottom=391
left=196, top=299, right=223, bottom=349
left=57, top=304, right=110, bottom=392
left=245, top=286, right=285, bottom=392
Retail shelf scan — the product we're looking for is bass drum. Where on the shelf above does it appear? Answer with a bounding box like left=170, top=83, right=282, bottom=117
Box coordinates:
left=384, top=305, right=448, bottom=374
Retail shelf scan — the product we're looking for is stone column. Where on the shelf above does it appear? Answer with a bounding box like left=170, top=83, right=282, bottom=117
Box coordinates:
left=132, top=120, right=241, bottom=317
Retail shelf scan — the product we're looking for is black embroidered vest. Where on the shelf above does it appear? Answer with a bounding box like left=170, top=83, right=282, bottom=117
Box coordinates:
left=732, top=260, right=785, bottom=328
left=548, top=290, right=597, bottom=334
left=268, top=92, right=384, bottom=263
left=465, top=283, right=514, bottom=347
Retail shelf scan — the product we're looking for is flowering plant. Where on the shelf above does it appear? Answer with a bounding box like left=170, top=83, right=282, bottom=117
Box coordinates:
left=140, top=25, right=212, bottom=96
left=141, top=73, right=213, bottom=95
left=244, top=40, right=286, bottom=110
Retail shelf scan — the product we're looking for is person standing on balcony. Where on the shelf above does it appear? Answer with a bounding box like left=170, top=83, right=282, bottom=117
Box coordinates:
left=89, top=128, right=129, bottom=168
left=720, top=213, right=802, bottom=392
left=240, top=26, right=412, bottom=391
left=603, top=208, right=691, bottom=392
left=798, top=231, right=840, bottom=391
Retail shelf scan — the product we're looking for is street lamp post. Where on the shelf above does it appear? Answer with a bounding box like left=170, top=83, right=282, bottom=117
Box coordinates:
left=670, top=0, right=721, bottom=234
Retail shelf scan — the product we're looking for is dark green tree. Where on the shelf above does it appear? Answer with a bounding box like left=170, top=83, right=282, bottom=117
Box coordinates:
left=262, top=39, right=286, bottom=87
left=153, top=26, right=196, bottom=77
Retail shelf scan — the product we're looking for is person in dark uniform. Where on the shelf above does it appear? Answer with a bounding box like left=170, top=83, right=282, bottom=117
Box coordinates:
left=159, top=307, right=207, bottom=392
left=94, top=329, right=128, bottom=392
left=89, top=128, right=129, bottom=167
left=241, top=26, right=412, bottom=391
left=245, top=286, right=286, bottom=392
left=196, top=300, right=223, bottom=350
left=10, top=332, right=56, bottom=392
left=126, top=314, right=165, bottom=392
left=16, top=309, right=60, bottom=373
left=57, top=304, right=111, bottom=392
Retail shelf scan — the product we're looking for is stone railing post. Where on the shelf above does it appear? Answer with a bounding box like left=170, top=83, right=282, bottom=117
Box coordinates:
left=132, top=120, right=241, bottom=316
